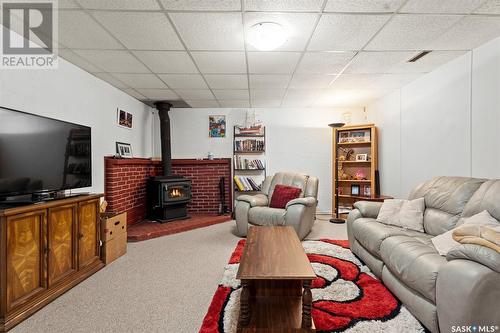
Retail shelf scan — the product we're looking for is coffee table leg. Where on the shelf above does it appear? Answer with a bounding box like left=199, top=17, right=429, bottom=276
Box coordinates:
left=239, top=280, right=251, bottom=327
left=302, top=280, right=313, bottom=329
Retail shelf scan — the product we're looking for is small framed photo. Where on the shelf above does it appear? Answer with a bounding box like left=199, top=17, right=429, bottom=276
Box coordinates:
left=363, top=185, right=371, bottom=197
left=116, top=142, right=133, bottom=158
left=356, top=154, right=368, bottom=162
left=350, top=131, right=366, bottom=142
left=351, top=184, right=360, bottom=196
left=117, top=108, right=133, bottom=129
left=338, top=132, right=349, bottom=143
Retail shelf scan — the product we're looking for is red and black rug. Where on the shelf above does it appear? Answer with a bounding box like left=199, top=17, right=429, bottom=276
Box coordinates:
left=200, top=239, right=426, bottom=333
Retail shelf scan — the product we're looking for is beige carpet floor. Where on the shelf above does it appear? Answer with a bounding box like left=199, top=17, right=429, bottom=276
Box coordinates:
left=11, top=216, right=347, bottom=333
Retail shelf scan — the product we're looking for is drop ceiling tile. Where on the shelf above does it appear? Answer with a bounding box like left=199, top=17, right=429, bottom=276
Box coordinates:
left=308, top=14, right=390, bottom=51
left=186, top=100, right=220, bottom=108
left=344, top=51, right=414, bottom=73
left=369, top=73, right=422, bottom=89
left=330, top=74, right=380, bottom=89
left=315, top=89, right=375, bottom=107
left=158, top=74, right=208, bottom=89
left=204, top=75, right=248, bottom=89
left=296, top=52, right=355, bottom=74
left=400, top=0, right=483, bottom=14
left=92, top=12, right=183, bottom=50
left=428, top=16, right=500, bottom=50
left=250, top=89, right=286, bottom=99
left=59, top=11, right=123, bottom=49
left=475, top=0, right=500, bottom=14
left=58, top=49, right=102, bottom=73
left=251, top=99, right=283, bottom=107
left=77, top=0, right=160, bottom=10
left=390, top=51, right=468, bottom=73
left=366, top=14, right=463, bottom=50
left=249, top=74, right=292, bottom=88
left=93, top=72, right=129, bottom=89
left=121, top=88, right=147, bottom=100
left=169, top=13, right=244, bottom=51
left=135, top=89, right=179, bottom=100
left=175, top=89, right=215, bottom=100
left=73, top=50, right=150, bottom=73
left=244, top=0, right=323, bottom=12
left=213, top=90, right=249, bottom=100
left=219, top=100, right=251, bottom=107
left=282, top=94, right=317, bottom=107
left=111, top=74, right=167, bottom=89
left=132, top=51, right=198, bottom=73
left=159, top=0, right=241, bottom=11
left=192, top=52, right=246, bottom=74
left=288, top=74, right=336, bottom=89
left=324, top=0, right=405, bottom=12
left=244, top=12, right=318, bottom=51
left=247, top=52, right=301, bottom=74
left=59, top=0, right=80, bottom=9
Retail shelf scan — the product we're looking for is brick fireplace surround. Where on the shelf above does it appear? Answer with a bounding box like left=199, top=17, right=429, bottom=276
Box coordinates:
left=104, top=157, right=232, bottom=226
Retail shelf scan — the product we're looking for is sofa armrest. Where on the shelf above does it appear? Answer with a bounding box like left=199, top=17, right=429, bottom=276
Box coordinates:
left=235, top=194, right=268, bottom=207
left=446, top=244, right=500, bottom=273
left=353, top=201, right=383, bottom=219
left=286, top=197, right=317, bottom=208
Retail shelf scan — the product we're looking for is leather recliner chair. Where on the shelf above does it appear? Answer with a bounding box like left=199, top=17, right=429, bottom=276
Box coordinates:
left=235, top=172, right=319, bottom=240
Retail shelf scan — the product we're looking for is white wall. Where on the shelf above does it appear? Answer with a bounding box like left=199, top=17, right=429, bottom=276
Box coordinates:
left=0, top=58, right=154, bottom=194
left=162, top=107, right=367, bottom=213
left=367, top=35, right=500, bottom=197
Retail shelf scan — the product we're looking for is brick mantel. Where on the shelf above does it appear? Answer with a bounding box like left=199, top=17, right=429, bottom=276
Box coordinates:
left=104, top=157, right=232, bottom=225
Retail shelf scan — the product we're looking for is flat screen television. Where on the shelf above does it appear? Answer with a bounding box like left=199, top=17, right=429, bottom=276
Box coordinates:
left=0, top=106, right=91, bottom=201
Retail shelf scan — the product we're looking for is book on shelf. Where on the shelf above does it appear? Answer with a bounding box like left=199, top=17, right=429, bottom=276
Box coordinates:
left=234, top=139, right=265, bottom=152
left=233, top=176, right=261, bottom=191
left=233, top=156, right=265, bottom=170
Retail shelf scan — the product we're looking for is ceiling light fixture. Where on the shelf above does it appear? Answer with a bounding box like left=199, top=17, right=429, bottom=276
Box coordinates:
left=247, top=22, right=288, bottom=51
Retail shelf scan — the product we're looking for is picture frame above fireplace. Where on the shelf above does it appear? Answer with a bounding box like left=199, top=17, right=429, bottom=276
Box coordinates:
left=116, top=142, right=133, bottom=158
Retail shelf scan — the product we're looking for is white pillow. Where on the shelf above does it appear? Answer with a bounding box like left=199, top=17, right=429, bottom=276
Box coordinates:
left=431, top=210, right=500, bottom=256
left=376, top=198, right=425, bottom=232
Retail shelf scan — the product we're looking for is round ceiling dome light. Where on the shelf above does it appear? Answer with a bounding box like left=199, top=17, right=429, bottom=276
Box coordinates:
left=247, top=22, right=288, bottom=51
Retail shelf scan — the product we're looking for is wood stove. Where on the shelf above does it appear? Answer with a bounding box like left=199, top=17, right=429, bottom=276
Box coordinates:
left=147, top=102, right=192, bottom=223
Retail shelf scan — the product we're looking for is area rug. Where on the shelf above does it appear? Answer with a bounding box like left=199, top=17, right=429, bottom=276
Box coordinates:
left=200, top=239, right=426, bottom=333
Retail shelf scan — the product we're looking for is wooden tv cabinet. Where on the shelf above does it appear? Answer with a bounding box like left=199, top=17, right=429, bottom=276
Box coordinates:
left=0, top=194, right=104, bottom=332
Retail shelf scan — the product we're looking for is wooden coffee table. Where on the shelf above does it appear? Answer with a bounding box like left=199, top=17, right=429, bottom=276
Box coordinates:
left=236, top=226, right=317, bottom=332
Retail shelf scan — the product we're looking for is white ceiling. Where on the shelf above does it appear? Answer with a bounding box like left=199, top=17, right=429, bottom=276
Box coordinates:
left=50, top=0, right=500, bottom=107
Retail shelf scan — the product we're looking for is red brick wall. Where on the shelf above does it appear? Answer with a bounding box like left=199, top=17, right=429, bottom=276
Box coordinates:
left=104, top=157, right=232, bottom=225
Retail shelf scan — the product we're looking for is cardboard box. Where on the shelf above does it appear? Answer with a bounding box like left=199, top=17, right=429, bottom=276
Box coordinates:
left=101, top=212, right=127, bottom=264
left=101, top=212, right=127, bottom=242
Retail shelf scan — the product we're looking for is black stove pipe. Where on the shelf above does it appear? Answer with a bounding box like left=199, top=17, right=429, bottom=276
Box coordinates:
left=155, top=102, right=173, bottom=176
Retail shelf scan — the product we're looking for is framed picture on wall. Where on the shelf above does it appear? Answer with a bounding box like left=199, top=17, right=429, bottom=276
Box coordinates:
left=209, top=115, right=226, bottom=138
left=117, top=108, right=133, bottom=129
left=116, top=142, right=133, bottom=158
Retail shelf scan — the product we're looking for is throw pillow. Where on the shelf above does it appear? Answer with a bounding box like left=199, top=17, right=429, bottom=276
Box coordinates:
left=431, top=210, right=500, bottom=255
left=269, top=185, right=302, bottom=209
left=376, top=198, right=425, bottom=232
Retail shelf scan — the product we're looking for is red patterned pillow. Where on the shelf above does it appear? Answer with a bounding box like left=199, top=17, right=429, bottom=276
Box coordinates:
left=269, top=185, right=302, bottom=209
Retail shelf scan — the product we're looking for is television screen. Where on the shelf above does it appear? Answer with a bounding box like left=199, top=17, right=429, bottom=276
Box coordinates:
left=0, top=107, right=91, bottom=198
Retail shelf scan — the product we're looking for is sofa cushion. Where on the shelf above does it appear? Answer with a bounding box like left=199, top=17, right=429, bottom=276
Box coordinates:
left=269, top=184, right=301, bottom=209
left=248, top=207, right=286, bottom=226
left=380, top=236, right=447, bottom=303
left=268, top=172, right=308, bottom=199
left=377, top=198, right=425, bottom=232
left=460, top=180, right=500, bottom=223
left=351, top=218, right=431, bottom=259
left=408, top=177, right=485, bottom=236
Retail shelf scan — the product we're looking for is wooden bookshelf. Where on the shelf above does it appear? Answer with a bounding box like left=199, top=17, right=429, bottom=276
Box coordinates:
left=332, top=124, right=380, bottom=219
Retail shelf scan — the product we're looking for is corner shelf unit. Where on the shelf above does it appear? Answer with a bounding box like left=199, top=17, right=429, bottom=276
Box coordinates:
left=232, top=126, right=266, bottom=204
left=332, top=124, right=379, bottom=220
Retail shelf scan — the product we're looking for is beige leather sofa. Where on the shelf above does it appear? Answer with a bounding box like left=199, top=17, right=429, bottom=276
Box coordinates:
left=235, top=172, right=318, bottom=240
left=347, top=177, right=500, bottom=333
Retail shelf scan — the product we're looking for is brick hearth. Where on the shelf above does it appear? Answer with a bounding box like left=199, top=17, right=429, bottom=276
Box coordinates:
left=104, top=157, right=232, bottom=225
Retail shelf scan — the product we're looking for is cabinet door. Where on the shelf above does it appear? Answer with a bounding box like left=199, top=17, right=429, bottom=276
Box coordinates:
left=48, top=204, right=77, bottom=286
left=6, top=210, right=47, bottom=311
left=78, top=199, right=100, bottom=269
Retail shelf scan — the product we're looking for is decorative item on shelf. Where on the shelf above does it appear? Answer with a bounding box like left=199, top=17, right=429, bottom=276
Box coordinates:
left=338, top=147, right=354, bottom=161
left=356, top=153, right=368, bottom=162
left=328, top=122, right=346, bottom=224
left=354, top=169, right=366, bottom=180
left=117, top=108, right=132, bottom=129
left=209, top=115, right=226, bottom=138
left=116, top=142, right=132, bottom=158
left=208, top=152, right=214, bottom=160
left=351, top=184, right=360, bottom=196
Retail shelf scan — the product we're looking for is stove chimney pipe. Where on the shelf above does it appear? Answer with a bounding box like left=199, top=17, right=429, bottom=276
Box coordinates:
left=155, top=101, right=173, bottom=176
